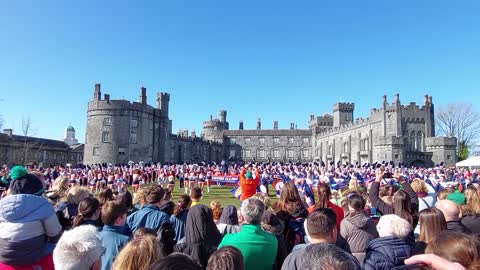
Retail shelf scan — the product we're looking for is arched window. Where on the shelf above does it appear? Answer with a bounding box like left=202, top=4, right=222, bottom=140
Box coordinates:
left=410, top=131, right=417, bottom=151
left=417, top=131, right=424, bottom=151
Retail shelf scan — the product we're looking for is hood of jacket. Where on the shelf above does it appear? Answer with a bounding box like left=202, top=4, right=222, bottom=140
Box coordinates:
left=345, top=211, right=371, bottom=229
left=368, top=236, right=412, bottom=265
left=0, top=194, right=54, bottom=223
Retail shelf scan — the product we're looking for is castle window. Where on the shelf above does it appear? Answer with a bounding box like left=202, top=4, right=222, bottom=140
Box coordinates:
left=53, top=153, right=57, bottom=160
left=118, top=148, right=126, bottom=155
left=343, top=142, right=349, bottom=153
left=447, top=155, right=452, bottom=160
left=93, top=147, right=99, bottom=156
left=302, top=149, right=309, bottom=158
left=360, top=138, right=369, bottom=151
left=130, top=134, right=137, bottom=144
left=230, top=137, right=236, bottom=144
left=328, top=145, right=333, bottom=155
left=258, top=149, right=266, bottom=159
left=395, top=154, right=399, bottom=159
left=273, top=137, right=280, bottom=144
left=244, top=137, right=251, bottom=144
left=245, top=149, right=252, bottom=158
left=103, top=117, right=111, bottom=126
left=303, top=137, right=309, bottom=144
left=259, top=137, right=265, bottom=144
left=288, top=137, right=294, bottom=144
left=273, top=149, right=280, bottom=158
left=102, top=132, right=111, bottom=143
left=70, top=155, right=74, bottom=161
left=131, top=120, right=138, bottom=128
left=287, top=149, right=294, bottom=159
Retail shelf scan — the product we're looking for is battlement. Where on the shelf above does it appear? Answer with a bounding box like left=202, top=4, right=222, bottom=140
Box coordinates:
left=88, top=98, right=156, bottom=113
left=425, top=137, right=457, bottom=147
left=333, top=102, right=355, bottom=112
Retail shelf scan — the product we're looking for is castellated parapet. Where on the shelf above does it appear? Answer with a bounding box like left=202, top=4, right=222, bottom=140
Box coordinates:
left=85, top=85, right=457, bottom=167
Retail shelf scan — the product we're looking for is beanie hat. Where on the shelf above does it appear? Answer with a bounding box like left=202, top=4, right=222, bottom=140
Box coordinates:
left=9, top=166, right=28, bottom=180
left=447, top=190, right=465, bottom=205
left=245, top=171, right=253, bottom=179
left=10, top=172, right=44, bottom=196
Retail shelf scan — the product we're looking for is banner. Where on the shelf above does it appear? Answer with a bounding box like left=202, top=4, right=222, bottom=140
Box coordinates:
left=211, top=175, right=239, bottom=186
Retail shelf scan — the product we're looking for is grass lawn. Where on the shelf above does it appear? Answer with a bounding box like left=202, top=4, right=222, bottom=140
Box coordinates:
left=168, top=185, right=279, bottom=207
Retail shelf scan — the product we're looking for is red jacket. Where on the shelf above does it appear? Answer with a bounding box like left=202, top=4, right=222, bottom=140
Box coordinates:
left=239, top=168, right=260, bottom=201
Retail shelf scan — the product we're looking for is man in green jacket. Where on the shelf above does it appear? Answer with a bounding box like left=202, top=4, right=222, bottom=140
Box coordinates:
left=218, top=198, right=278, bottom=270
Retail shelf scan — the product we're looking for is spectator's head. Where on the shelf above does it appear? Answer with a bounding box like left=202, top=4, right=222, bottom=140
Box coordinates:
left=426, top=231, right=480, bottom=269
left=97, top=188, right=114, bottom=206
left=278, top=182, right=304, bottom=213
left=418, top=207, right=447, bottom=243
left=134, top=187, right=148, bottom=206
left=346, top=193, right=366, bottom=214
left=315, top=183, right=332, bottom=208
left=112, top=235, right=162, bottom=270
left=392, top=189, right=413, bottom=225
left=300, top=243, right=361, bottom=270
left=190, top=187, right=202, bottom=201
left=53, top=225, right=104, bottom=270
left=116, top=190, right=134, bottom=209
left=148, top=253, right=202, bottom=270
left=436, top=199, right=461, bottom=222
left=305, top=208, right=337, bottom=244
left=145, top=186, right=165, bottom=206
left=210, top=200, right=222, bottom=222
left=219, top=205, right=239, bottom=225
left=240, top=198, right=265, bottom=225
left=101, top=201, right=128, bottom=226
left=9, top=166, right=44, bottom=196
left=173, top=195, right=191, bottom=216
left=207, top=246, right=244, bottom=270
left=463, top=186, right=480, bottom=215
left=72, top=197, right=100, bottom=228
left=410, top=178, right=428, bottom=194
left=67, top=186, right=92, bottom=205
left=437, top=187, right=454, bottom=200
left=251, top=193, right=271, bottom=210
left=163, top=189, right=172, bottom=201
left=134, top=227, right=157, bottom=239
left=376, top=214, right=411, bottom=238
left=261, top=210, right=284, bottom=236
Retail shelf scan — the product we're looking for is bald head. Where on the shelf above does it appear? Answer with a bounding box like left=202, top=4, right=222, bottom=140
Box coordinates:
left=436, top=199, right=460, bottom=222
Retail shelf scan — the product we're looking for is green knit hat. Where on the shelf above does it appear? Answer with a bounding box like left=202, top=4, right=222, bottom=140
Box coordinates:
left=245, top=171, right=253, bottom=179
left=10, top=166, right=28, bottom=180
left=447, top=190, right=466, bottom=205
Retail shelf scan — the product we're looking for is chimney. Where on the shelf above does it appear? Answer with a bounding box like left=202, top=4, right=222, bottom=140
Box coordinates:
left=139, top=86, right=147, bottom=105
left=256, top=118, right=261, bottom=130
left=3, top=129, right=12, bottom=136
left=394, top=93, right=400, bottom=105
left=104, top=94, right=110, bottom=103
left=94, top=83, right=101, bottom=101
left=239, top=121, right=244, bottom=130
left=290, top=122, right=294, bottom=130
left=183, top=129, right=188, bottom=138
left=310, top=113, right=314, bottom=121
left=191, top=130, right=196, bottom=138
left=273, top=121, right=278, bottom=130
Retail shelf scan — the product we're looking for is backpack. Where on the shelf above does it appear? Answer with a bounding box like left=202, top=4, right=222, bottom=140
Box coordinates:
left=285, top=216, right=306, bottom=252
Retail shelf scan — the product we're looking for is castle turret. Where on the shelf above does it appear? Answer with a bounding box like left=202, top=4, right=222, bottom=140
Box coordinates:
left=157, top=92, right=170, bottom=118
left=64, top=125, right=78, bottom=146
left=333, top=102, right=354, bottom=127
left=257, top=118, right=261, bottom=130
left=239, top=121, right=244, bottom=130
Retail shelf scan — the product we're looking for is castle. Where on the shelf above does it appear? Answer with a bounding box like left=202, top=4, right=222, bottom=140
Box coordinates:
left=84, top=84, right=457, bottom=167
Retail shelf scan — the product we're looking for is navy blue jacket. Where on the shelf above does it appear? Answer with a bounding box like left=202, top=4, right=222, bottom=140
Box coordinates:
left=364, top=236, right=412, bottom=270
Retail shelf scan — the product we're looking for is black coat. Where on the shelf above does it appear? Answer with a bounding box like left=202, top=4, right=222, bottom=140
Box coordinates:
left=447, top=220, right=472, bottom=234
left=461, top=214, right=480, bottom=234
left=364, top=236, right=412, bottom=270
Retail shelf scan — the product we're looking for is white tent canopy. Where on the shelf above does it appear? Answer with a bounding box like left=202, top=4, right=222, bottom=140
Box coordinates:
left=456, top=156, right=480, bottom=168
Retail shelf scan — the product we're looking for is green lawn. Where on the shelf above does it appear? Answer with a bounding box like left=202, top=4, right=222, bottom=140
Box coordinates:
left=168, top=185, right=278, bottom=207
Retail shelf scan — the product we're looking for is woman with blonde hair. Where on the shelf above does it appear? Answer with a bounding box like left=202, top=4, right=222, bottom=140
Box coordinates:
left=461, top=186, right=480, bottom=233
left=210, top=200, right=222, bottom=224
left=112, top=234, right=163, bottom=270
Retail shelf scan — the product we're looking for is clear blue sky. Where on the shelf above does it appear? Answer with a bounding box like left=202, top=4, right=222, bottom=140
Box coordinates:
left=1, top=1, right=479, bottom=143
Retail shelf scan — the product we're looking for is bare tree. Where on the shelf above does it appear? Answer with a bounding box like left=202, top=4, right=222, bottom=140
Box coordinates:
left=21, top=116, right=38, bottom=165
left=436, top=103, right=480, bottom=160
